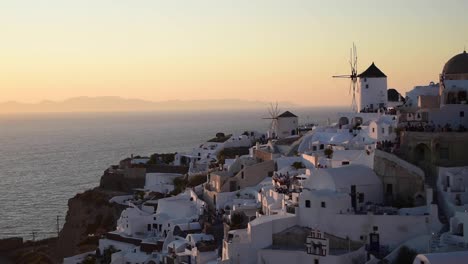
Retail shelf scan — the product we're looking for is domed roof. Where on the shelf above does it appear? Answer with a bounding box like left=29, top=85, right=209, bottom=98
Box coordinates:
left=443, top=51, right=468, bottom=75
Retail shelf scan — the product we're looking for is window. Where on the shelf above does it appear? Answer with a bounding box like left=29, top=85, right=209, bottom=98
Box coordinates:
left=372, top=127, right=375, bottom=133
left=461, top=111, right=465, bottom=117
left=358, top=193, right=364, bottom=203
left=366, top=84, right=369, bottom=89
left=342, top=161, right=350, bottom=165
left=312, top=146, right=317, bottom=151
left=305, top=200, right=311, bottom=208
left=314, top=259, right=319, bottom=264
left=320, top=144, right=324, bottom=150
left=373, top=226, right=378, bottom=232
left=321, top=201, right=326, bottom=208
left=440, top=148, right=449, bottom=159
left=147, top=224, right=151, bottom=231
left=241, top=172, right=244, bottom=179
left=381, top=127, right=385, bottom=134
left=386, top=184, right=393, bottom=195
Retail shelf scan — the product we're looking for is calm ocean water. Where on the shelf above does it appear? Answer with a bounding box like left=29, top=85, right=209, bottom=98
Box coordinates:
left=0, top=107, right=345, bottom=240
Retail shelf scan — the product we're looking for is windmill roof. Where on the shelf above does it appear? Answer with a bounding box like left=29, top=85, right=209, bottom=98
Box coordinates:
left=278, top=111, right=297, bottom=118
left=358, top=63, right=387, bottom=78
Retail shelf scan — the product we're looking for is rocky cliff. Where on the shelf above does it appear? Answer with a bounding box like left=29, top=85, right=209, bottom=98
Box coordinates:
left=55, top=187, right=127, bottom=259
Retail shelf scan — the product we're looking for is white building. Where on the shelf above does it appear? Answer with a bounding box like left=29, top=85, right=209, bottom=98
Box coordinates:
left=437, top=166, right=468, bottom=217
left=368, top=115, right=398, bottom=141
left=301, top=165, right=384, bottom=210
left=164, top=233, right=218, bottom=264
left=405, top=82, right=440, bottom=109
left=357, top=63, right=388, bottom=113
left=296, top=165, right=441, bottom=248
left=405, top=51, right=468, bottom=128
left=144, top=173, right=183, bottom=194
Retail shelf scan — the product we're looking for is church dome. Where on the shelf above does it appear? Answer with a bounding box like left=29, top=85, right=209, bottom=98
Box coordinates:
left=442, top=51, right=468, bottom=75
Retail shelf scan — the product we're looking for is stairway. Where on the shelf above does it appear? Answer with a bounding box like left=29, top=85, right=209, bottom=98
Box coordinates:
left=429, top=232, right=442, bottom=253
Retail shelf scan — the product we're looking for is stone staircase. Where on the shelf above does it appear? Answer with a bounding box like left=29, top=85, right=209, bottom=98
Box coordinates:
left=429, top=231, right=442, bottom=253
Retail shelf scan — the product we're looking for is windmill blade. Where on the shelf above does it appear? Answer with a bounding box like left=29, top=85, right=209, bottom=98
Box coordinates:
left=353, top=43, right=357, bottom=71
left=268, top=103, right=275, bottom=118
left=352, top=78, right=357, bottom=93
left=353, top=43, right=358, bottom=74
left=274, top=102, right=280, bottom=118
left=349, top=80, right=352, bottom=95
left=349, top=47, right=353, bottom=71
left=332, top=75, right=352, bottom=78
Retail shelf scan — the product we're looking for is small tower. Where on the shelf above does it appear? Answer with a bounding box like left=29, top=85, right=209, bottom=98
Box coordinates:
left=357, top=63, right=388, bottom=112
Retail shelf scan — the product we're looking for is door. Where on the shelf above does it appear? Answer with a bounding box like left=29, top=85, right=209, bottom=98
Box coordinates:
left=351, top=185, right=357, bottom=210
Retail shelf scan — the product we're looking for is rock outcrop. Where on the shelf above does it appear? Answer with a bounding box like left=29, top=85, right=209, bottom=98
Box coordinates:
left=55, top=187, right=127, bottom=259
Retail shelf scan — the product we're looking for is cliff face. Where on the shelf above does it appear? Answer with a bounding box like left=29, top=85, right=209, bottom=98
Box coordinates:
left=99, top=169, right=146, bottom=192
left=56, top=187, right=127, bottom=259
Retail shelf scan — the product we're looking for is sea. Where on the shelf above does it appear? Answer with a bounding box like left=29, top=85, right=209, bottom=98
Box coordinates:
left=0, top=107, right=345, bottom=240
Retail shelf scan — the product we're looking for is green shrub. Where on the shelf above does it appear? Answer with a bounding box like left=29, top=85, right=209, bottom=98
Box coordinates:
left=291, top=161, right=305, bottom=170
left=324, top=148, right=334, bottom=158
left=230, top=212, right=247, bottom=229
left=187, top=174, right=207, bottom=187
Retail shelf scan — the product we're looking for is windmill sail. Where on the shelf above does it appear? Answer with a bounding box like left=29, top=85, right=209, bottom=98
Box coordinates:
left=333, top=43, right=358, bottom=112
left=263, top=102, right=280, bottom=138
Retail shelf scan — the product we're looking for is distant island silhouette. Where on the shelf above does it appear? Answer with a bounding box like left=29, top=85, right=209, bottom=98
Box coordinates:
left=0, top=97, right=299, bottom=113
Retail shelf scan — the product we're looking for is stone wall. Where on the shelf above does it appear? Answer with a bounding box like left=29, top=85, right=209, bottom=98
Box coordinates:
left=374, top=150, right=426, bottom=204
left=99, top=170, right=145, bottom=192
left=399, top=131, right=468, bottom=168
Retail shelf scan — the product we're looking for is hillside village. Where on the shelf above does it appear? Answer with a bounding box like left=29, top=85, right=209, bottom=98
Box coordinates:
left=61, top=50, right=468, bottom=264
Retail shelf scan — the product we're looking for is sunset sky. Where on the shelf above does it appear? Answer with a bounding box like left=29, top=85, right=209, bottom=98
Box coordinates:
left=1, top=0, right=467, bottom=107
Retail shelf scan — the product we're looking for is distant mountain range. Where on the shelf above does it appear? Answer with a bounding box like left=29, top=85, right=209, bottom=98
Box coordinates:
left=0, top=97, right=298, bottom=113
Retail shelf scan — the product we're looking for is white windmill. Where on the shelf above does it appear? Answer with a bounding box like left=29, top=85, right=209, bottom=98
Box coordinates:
left=263, top=102, right=280, bottom=139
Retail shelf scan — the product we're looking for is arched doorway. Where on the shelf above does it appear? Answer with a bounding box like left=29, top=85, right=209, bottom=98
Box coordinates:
left=414, top=193, right=425, bottom=206
left=456, top=223, right=464, bottom=236
left=339, top=117, right=349, bottom=126
left=351, top=117, right=363, bottom=128
left=414, top=143, right=431, bottom=163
